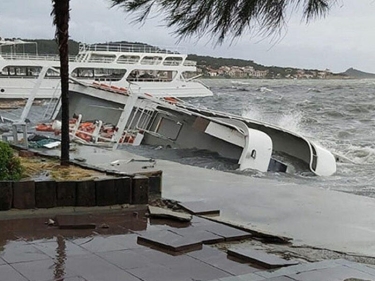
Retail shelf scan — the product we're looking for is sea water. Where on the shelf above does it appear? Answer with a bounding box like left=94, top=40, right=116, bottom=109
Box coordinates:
left=128, top=78, right=375, bottom=198
left=189, top=78, right=375, bottom=198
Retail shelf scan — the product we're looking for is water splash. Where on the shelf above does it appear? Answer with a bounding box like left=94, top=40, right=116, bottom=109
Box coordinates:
left=242, top=107, right=306, bottom=135
left=241, top=107, right=266, bottom=122
left=275, top=110, right=305, bottom=134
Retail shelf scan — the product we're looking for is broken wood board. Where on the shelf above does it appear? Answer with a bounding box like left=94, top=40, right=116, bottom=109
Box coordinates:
left=148, top=205, right=192, bottom=222
left=177, top=201, right=220, bottom=216
left=227, top=248, right=299, bottom=269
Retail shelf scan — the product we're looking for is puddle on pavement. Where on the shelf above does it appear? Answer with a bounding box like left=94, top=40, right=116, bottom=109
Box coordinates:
left=0, top=207, right=267, bottom=281
left=0, top=207, right=194, bottom=253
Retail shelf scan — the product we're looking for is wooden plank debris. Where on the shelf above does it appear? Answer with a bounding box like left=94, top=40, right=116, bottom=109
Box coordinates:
left=148, top=205, right=192, bottom=222
left=228, top=248, right=299, bottom=269
left=178, top=201, right=220, bottom=216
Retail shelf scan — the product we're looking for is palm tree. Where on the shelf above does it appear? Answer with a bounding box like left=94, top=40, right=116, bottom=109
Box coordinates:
left=49, top=0, right=333, bottom=167
left=110, top=0, right=335, bottom=43
left=51, top=0, right=70, bottom=166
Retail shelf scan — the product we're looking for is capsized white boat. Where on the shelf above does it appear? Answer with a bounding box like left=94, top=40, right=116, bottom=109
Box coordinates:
left=0, top=38, right=213, bottom=99
left=49, top=81, right=336, bottom=176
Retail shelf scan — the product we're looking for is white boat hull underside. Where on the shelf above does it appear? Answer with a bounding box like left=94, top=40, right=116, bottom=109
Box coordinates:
left=0, top=78, right=212, bottom=99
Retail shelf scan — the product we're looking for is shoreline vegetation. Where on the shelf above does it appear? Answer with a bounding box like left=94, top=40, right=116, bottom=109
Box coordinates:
left=2, top=38, right=375, bottom=80
left=0, top=141, right=103, bottom=181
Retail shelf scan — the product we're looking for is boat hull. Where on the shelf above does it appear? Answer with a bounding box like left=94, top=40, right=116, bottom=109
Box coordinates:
left=54, top=83, right=336, bottom=176
left=0, top=41, right=213, bottom=99
left=0, top=78, right=213, bottom=99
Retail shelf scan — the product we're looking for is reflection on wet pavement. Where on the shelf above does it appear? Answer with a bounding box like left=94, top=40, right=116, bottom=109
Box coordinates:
left=2, top=206, right=375, bottom=281
left=0, top=207, right=260, bottom=281
left=54, top=235, right=66, bottom=280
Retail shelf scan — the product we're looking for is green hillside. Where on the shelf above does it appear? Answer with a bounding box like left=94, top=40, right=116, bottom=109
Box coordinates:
left=0, top=38, right=80, bottom=55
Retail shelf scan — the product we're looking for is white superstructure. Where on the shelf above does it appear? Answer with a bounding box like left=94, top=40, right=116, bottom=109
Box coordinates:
left=0, top=39, right=213, bottom=99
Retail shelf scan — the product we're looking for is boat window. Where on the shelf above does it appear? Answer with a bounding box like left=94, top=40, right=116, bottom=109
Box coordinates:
left=117, top=55, right=140, bottom=64
left=28, top=67, right=42, bottom=76
left=182, top=70, right=201, bottom=80
left=156, top=117, right=182, bottom=140
left=127, top=70, right=177, bottom=82
left=163, top=57, right=183, bottom=66
left=46, top=68, right=60, bottom=77
left=71, top=67, right=126, bottom=82
left=140, top=56, right=163, bottom=65
left=0, top=66, right=46, bottom=77
left=88, top=54, right=116, bottom=63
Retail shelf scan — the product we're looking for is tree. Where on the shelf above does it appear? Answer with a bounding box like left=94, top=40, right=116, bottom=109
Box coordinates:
left=110, top=0, right=335, bottom=44
left=51, top=0, right=70, bottom=166
left=0, top=141, right=23, bottom=181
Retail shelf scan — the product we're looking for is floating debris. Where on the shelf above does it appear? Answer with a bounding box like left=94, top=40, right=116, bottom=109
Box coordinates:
left=46, top=218, right=55, bottom=226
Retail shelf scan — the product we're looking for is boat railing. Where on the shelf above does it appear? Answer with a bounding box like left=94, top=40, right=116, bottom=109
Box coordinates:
left=127, top=77, right=172, bottom=83
left=183, top=60, right=197, bottom=66
left=117, top=58, right=139, bottom=64
left=140, top=59, right=163, bottom=65
left=87, top=57, right=116, bottom=63
left=79, top=43, right=187, bottom=55
left=163, top=61, right=182, bottom=66
left=0, top=52, right=77, bottom=62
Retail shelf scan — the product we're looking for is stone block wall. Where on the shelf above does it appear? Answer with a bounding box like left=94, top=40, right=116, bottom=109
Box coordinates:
left=0, top=172, right=162, bottom=211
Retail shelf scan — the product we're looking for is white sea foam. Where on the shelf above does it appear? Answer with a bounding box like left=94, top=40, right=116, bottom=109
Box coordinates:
left=257, top=86, right=273, bottom=92
left=343, top=145, right=375, bottom=164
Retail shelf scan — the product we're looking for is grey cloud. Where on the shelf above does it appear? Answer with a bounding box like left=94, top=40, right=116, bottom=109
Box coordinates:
left=0, top=0, right=374, bottom=73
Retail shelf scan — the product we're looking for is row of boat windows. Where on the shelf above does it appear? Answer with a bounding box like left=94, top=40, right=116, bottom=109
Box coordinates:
left=1, top=66, right=60, bottom=77
left=86, top=54, right=184, bottom=66
left=0, top=66, right=177, bottom=82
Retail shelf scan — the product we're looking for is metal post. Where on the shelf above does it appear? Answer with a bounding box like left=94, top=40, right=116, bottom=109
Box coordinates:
left=22, top=124, right=28, bottom=148
left=112, top=91, right=139, bottom=150
left=19, top=66, right=49, bottom=122
left=12, top=124, right=17, bottom=144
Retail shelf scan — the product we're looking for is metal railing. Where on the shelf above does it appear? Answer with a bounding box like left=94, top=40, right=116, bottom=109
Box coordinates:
left=78, top=43, right=186, bottom=55
left=0, top=53, right=76, bottom=61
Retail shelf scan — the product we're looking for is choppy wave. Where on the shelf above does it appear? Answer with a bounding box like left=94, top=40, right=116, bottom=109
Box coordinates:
left=307, top=88, right=322, bottom=93
left=256, top=86, right=273, bottom=92
left=338, top=145, right=375, bottom=164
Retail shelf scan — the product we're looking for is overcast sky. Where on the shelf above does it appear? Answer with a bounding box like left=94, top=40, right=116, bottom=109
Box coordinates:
left=1, top=0, right=374, bottom=73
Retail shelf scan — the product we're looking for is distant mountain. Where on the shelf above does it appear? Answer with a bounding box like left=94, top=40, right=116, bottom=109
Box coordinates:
left=342, top=68, right=375, bottom=79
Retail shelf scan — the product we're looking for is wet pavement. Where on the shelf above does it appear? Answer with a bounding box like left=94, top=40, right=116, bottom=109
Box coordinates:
left=37, top=144, right=375, bottom=258
left=0, top=206, right=276, bottom=281
left=2, top=143, right=375, bottom=279
left=1, top=206, right=375, bottom=281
